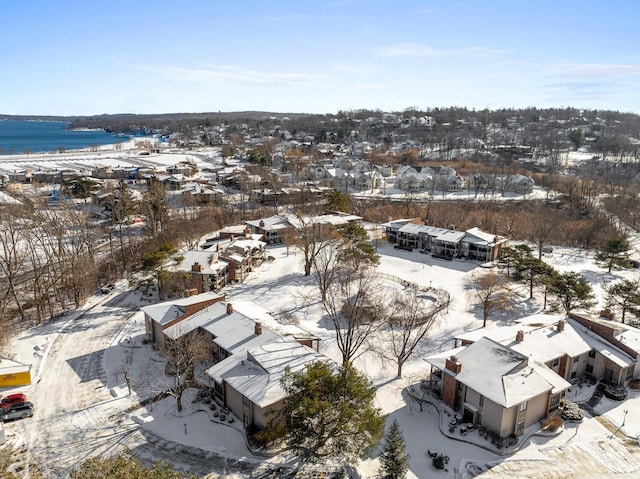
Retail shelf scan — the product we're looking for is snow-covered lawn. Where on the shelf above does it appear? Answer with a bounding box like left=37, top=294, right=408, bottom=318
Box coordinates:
left=4, top=240, right=640, bottom=478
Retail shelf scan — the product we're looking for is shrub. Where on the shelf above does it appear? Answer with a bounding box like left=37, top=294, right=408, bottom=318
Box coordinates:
left=630, top=379, right=640, bottom=390
left=603, top=383, right=627, bottom=401
left=542, top=415, right=563, bottom=431
left=561, top=401, right=584, bottom=421
left=249, top=422, right=287, bottom=448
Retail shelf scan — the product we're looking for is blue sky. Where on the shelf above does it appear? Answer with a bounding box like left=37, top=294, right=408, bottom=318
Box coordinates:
left=3, top=0, right=640, bottom=116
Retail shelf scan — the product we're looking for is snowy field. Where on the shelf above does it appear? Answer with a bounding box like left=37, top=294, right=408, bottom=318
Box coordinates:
left=3, top=239, right=640, bottom=478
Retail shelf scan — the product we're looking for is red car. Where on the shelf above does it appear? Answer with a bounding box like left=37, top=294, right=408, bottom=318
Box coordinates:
left=0, top=393, right=28, bottom=410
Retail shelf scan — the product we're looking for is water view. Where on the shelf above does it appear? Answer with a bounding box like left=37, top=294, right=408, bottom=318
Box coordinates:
left=0, top=120, right=128, bottom=154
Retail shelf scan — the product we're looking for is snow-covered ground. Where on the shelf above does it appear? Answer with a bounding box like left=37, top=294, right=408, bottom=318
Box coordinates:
left=3, top=240, right=640, bottom=478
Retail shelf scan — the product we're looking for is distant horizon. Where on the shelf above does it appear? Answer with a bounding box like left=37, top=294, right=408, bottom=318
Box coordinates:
left=3, top=103, right=640, bottom=120
left=4, top=1, right=640, bottom=116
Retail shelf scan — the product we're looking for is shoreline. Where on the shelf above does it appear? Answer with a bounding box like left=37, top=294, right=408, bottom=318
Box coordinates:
left=0, top=119, right=135, bottom=156
left=0, top=136, right=162, bottom=161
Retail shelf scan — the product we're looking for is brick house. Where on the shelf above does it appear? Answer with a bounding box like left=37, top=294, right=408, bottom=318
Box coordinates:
left=141, top=292, right=226, bottom=349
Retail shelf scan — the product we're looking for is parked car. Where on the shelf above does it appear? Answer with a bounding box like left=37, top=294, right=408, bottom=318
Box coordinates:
left=0, top=393, right=27, bottom=410
left=100, top=283, right=115, bottom=294
left=1, top=402, right=33, bottom=422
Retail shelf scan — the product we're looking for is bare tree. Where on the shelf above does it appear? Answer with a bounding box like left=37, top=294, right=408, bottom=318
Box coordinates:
left=312, top=236, right=343, bottom=301
left=107, top=181, right=138, bottom=270
left=526, top=203, right=557, bottom=259
left=0, top=205, right=30, bottom=322
left=466, top=270, right=515, bottom=327
left=161, top=327, right=211, bottom=412
left=380, top=286, right=448, bottom=377
left=141, top=178, right=170, bottom=239
left=291, top=215, right=338, bottom=276
left=322, top=264, right=383, bottom=365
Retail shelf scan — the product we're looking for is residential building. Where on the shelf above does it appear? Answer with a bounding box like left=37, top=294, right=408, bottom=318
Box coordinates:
left=245, top=215, right=293, bottom=245
left=141, top=291, right=226, bottom=349
left=425, top=314, right=638, bottom=438
left=154, top=299, right=330, bottom=430
left=426, top=337, right=570, bottom=438
left=382, top=219, right=508, bottom=261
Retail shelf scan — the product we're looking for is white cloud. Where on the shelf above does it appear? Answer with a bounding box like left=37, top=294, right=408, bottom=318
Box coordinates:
left=354, top=82, right=385, bottom=91
left=376, top=42, right=510, bottom=58
left=145, top=64, right=330, bottom=87
left=558, top=63, right=640, bottom=79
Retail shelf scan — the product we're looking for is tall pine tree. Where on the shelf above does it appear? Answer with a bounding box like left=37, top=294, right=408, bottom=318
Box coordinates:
left=378, top=419, right=410, bottom=479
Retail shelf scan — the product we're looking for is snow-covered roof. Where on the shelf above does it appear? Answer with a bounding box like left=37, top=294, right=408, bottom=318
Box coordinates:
left=381, top=218, right=422, bottom=229
left=435, top=230, right=466, bottom=243
left=230, top=237, right=266, bottom=251
left=208, top=339, right=333, bottom=408
left=463, top=227, right=501, bottom=245
left=615, top=328, right=640, bottom=354
left=398, top=223, right=424, bottom=235
left=456, top=315, right=636, bottom=369
left=245, top=215, right=291, bottom=231
left=163, top=302, right=279, bottom=352
left=171, top=250, right=228, bottom=275
left=140, top=292, right=225, bottom=326
left=425, top=337, right=566, bottom=408
left=231, top=301, right=319, bottom=341
left=221, top=252, right=245, bottom=263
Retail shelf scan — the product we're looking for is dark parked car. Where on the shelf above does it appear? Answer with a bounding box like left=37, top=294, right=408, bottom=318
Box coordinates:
left=101, top=283, right=115, bottom=294
left=1, top=402, right=33, bottom=422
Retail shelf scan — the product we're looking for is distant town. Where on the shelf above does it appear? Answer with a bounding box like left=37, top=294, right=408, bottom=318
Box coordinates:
left=2, top=106, right=640, bottom=478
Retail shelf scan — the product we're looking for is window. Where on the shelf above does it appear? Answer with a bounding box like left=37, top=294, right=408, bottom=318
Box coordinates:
left=589, top=349, right=596, bottom=359
left=242, top=395, right=250, bottom=407
left=479, top=396, right=484, bottom=407
left=549, top=394, right=561, bottom=413
left=552, top=358, right=560, bottom=368
left=570, top=370, right=577, bottom=380
left=626, top=367, right=634, bottom=382
left=586, top=364, right=594, bottom=375
left=519, top=401, right=528, bottom=412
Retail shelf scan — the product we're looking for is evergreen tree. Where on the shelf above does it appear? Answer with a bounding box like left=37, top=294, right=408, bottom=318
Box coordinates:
left=338, top=221, right=380, bottom=266
left=548, top=271, right=595, bottom=314
left=326, top=189, right=350, bottom=212
left=606, top=278, right=640, bottom=324
left=513, top=255, right=555, bottom=299
left=568, top=128, right=585, bottom=150
left=378, top=419, right=410, bottom=479
left=596, top=235, right=631, bottom=272
left=276, top=361, right=384, bottom=464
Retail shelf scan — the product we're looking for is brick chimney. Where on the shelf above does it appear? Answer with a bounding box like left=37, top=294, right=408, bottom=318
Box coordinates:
left=259, top=220, right=265, bottom=227
left=191, top=262, right=203, bottom=272
left=557, top=320, right=565, bottom=332
left=184, top=288, right=198, bottom=297
left=516, top=330, right=524, bottom=343
left=445, top=356, right=461, bottom=374
left=255, top=322, right=262, bottom=335
left=226, top=303, right=233, bottom=315
left=600, top=309, right=615, bottom=321
left=244, top=227, right=251, bottom=238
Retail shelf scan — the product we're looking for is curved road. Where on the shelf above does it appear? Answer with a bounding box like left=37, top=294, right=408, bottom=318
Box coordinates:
left=9, top=291, right=301, bottom=478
